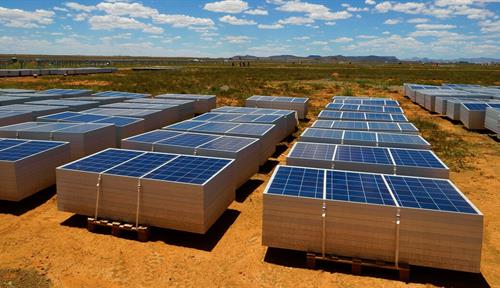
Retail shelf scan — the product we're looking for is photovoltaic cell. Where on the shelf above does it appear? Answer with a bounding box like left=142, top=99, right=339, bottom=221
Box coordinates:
left=389, top=149, right=445, bottom=168
left=105, top=153, right=176, bottom=177
left=0, top=139, right=25, bottom=150
left=198, top=137, right=254, bottom=152
left=384, top=175, right=477, bottom=214
left=65, top=114, right=109, bottom=122
left=93, top=117, right=139, bottom=126
left=127, top=130, right=181, bottom=143
left=168, top=121, right=206, bottom=130
left=228, top=123, right=271, bottom=136
left=302, top=128, right=343, bottom=139
left=40, top=112, right=80, bottom=121
left=463, top=103, right=489, bottom=110
left=63, top=149, right=142, bottom=173
left=343, top=131, right=376, bottom=142
left=334, top=145, right=392, bottom=164
left=158, top=133, right=219, bottom=147
left=289, top=142, right=335, bottom=160
left=144, top=155, right=230, bottom=184
left=0, top=141, right=65, bottom=161
left=194, top=122, right=237, bottom=133
left=378, top=133, right=426, bottom=145
left=326, top=171, right=395, bottom=205
left=266, top=166, right=324, bottom=199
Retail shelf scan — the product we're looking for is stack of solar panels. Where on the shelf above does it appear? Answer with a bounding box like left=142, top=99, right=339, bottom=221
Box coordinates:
left=435, top=96, right=492, bottom=115
left=163, top=120, right=277, bottom=165
left=126, top=98, right=195, bottom=120
left=325, top=103, right=404, bottom=114
left=121, top=130, right=260, bottom=188
left=300, top=128, right=430, bottom=149
left=0, top=96, right=30, bottom=106
left=485, top=107, right=500, bottom=138
left=403, top=84, right=450, bottom=101
left=156, top=93, right=216, bottom=114
left=191, top=112, right=291, bottom=141
left=38, top=89, right=93, bottom=98
left=0, top=122, right=116, bottom=160
left=331, top=96, right=400, bottom=106
left=211, top=106, right=298, bottom=135
left=0, top=104, right=68, bottom=117
left=92, top=91, right=151, bottom=99
left=38, top=112, right=145, bottom=146
left=414, top=90, right=487, bottom=112
left=287, top=142, right=449, bottom=178
left=0, top=139, right=70, bottom=201
left=262, top=165, right=483, bottom=273
left=311, top=120, right=419, bottom=134
left=66, top=96, right=127, bottom=105
left=26, top=99, right=100, bottom=111
left=82, top=108, right=170, bottom=131
left=245, top=95, right=309, bottom=119
left=318, top=110, right=408, bottom=122
left=99, top=102, right=181, bottom=127
left=0, top=111, right=33, bottom=126
left=56, top=148, right=236, bottom=234
left=0, top=89, right=36, bottom=94
left=460, top=102, right=500, bottom=129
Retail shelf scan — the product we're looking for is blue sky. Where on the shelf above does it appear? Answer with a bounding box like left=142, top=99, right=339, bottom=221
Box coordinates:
left=0, top=0, right=498, bottom=59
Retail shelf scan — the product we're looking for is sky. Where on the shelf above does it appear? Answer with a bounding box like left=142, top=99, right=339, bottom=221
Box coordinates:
left=0, top=0, right=499, bottom=59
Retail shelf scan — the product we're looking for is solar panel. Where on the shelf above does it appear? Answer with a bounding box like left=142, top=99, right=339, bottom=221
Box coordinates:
left=105, top=153, right=177, bottom=177
left=126, top=130, right=181, bottom=143
left=195, top=122, right=237, bottom=133
left=158, top=133, right=219, bottom=147
left=92, top=116, right=140, bottom=126
left=397, top=123, right=419, bottom=133
left=377, top=133, right=427, bottom=145
left=266, top=166, right=324, bottom=199
left=389, top=149, right=445, bottom=168
left=64, top=114, right=109, bottom=122
left=365, top=113, right=392, bottom=121
left=192, top=113, right=220, bottom=121
left=302, top=128, right=343, bottom=139
left=198, top=136, right=255, bottom=152
left=63, top=149, right=143, bottom=173
left=312, top=120, right=334, bottom=129
left=0, top=139, right=26, bottom=150
left=39, top=112, right=81, bottom=121
left=462, top=103, right=489, bottom=110
left=143, top=155, right=231, bottom=184
left=167, top=120, right=206, bottom=130
left=343, top=131, right=376, bottom=142
left=343, top=112, right=366, bottom=120
left=384, top=175, right=477, bottom=214
left=326, top=171, right=395, bottom=205
left=289, top=142, right=335, bottom=160
left=0, top=141, right=65, bottom=161
left=334, top=145, right=392, bottom=165
left=228, top=123, right=272, bottom=136
left=391, top=114, right=408, bottom=122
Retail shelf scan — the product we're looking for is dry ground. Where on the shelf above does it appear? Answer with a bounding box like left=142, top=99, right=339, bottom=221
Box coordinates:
left=0, top=77, right=499, bottom=288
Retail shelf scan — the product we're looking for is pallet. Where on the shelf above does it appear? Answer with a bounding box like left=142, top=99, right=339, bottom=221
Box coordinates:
left=87, top=217, right=150, bottom=242
left=306, top=252, right=410, bottom=282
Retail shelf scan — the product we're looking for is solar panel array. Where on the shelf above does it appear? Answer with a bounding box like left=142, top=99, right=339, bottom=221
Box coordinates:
left=312, top=120, right=419, bottom=134
left=331, top=97, right=400, bottom=106
left=246, top=95, right=309, bottom=119
left=38, top=112, right=141, bottom=127
left=318, top=110, right=408, bottom=122
left=325, top=103, right=404, bottom=114
left=92, top=91, right=151, bottom=98
left=164, top=120, right=275, bottom=138
left=0, top=138, right=66, bottom=162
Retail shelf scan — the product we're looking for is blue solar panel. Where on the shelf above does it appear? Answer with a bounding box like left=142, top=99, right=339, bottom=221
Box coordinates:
left=127, top=130, right=181, bottom=143
left=144, top=155, right=230, bottom=184
left=167, top=121, right=206, bottom=130
left=368, top=122, right=399, bottom=131
left=0, top=141, right=65, bottom=161
left=390, top=149, right=445, bottom=168
left=391, top=114, right=407, bottom=122
left=361, top=105, right=384, bottom=112
left=343, top=131, right=377, bottom=142
left=378, top=133, right=427, bottom=145
left=488, top=103, right=500, bottom=108
left=198, top=136, right=254, bottom=152
left=384, top=175, right=477, bottom=214
left=343, top=112, right=366, bottom=120
left=63, top=149, right=142, bottom=173
left=266, top=166, right=324, bottom=199
left=326, top=103, right=343, bottom=110
left=302, top=128, right=343, bottom=139
left=319, top=110, right=342, bottom=119
left=385, top=106, right=403, bottom=113
left=193, top=113, right=220, bottom=121
left=342, top=104, right=360, bottom=111
left=41, top=112, right=80, bottom=121
left=93, top=117, right=139, bottom=126
left=194, top=122, right=236, bottom=133
left=289, top=142, right=335, bottom=160
left=229, top=123, right=272, bottom=136
left=105, top=153, right=176, bottom=177
left=312, top=120, right=334, bottom=129
left=462, top=103, right=488, bottom=110
left=398, top=123, right=419, bottom=132
left=335, top=145, right=392, bottom=164
left=232, top=114, right=261, bottom=122
left=65, top=114, right=109, bottom=122
left=332, top=121, right=367, bottom=130
left=255, top=114, right=281, bottom=122
left=211, top=114, right=241, bottom=121
left=0, top=139, right=26, bottom=150
left=158, top=133, right=219, bottom=147
left=326, top=171, right=395, bottom=205
left=365, top=113, right=392, bottom=121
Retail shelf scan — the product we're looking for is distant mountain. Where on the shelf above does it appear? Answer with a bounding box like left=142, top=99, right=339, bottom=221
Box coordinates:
left=230, top=54, right=400, bottom=63
left=404, top=57, right=500, bottom=64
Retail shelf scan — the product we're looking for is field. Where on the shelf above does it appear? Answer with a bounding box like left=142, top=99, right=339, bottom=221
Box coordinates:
left=0, top=63, right=499, bottom=287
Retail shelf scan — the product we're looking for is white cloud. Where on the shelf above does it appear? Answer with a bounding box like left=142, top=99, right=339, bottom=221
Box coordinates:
left=384, top=18, right=400, bottom=24
left=222, top=35, right=251, bottom=43
left=153, top=14, right=215, bottom=29
left=96, top=1, right=157, bottom=18
left=74, top=13, right=90, bottom=21
left=89, top=15, right=164, bottom=34
left=277, top=1, right=352, bottom=21
left=278, top=16, right=314, bottom=25
left=407, top=18, right=429, bottom=23
left=357, top=35, right=378, bottom=39
left=258, top=23, right=284, bottom=29
left=312, top=40, right=328, bottom=45
left=325, top=21, right=336, bottom=26
left=204, top=0, right=249, bottom=14
left=244, top=9, right=268, bottom=15
left=219, top=15, right=256, bottom=25
left=0, top=6, right=54, bottom=28
left=53, top=6, right=69, bottom=12
left=416, top=23, right=456, bottom=30
left=478, top=19, right=500, bottom=33
left=65, top=2, right=96, bottom=12
left=365, top=0, right=376, bottom=5
left=293, top=36, right=310, bottom=40
left=331, top=37, right=353, bottom=43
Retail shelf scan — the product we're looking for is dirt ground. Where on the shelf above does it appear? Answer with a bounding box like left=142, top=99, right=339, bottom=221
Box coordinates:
left=0, top=90, right=499, bottom=288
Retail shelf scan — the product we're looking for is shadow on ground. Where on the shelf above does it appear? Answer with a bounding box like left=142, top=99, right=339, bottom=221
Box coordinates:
left=0, top=186, right=55, bottom=216
left=264, top=247, right=490, bottom=287
left=61, top=209, right=240, bottom=252
left=236, top=179, right=264, bottom=203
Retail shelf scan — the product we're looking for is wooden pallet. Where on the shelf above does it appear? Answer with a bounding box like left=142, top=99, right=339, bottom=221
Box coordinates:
left=87, top=217, right=150, bottom=242
left=306, top=252, right=410, bottom=282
